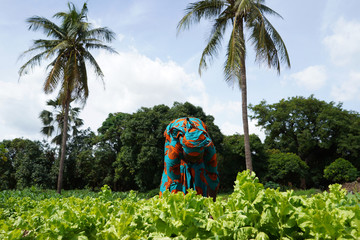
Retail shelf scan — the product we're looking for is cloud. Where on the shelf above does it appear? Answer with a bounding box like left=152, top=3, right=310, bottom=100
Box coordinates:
left=290, top=65, right=327, bottom=91
left=0, top=47, right=260, bottom=141
left=323, top=18, right=360, bottom=66
left=80, top=50, right=208, bottom=131
left=220, top=119, right=265, bottom=141
left=0, top=67, right=53, bottom=140
left=331, top=71, right=360, bottom=101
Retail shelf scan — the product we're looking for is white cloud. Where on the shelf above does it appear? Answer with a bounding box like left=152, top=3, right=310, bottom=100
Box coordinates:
left=80, top=50, right=208, bottom=131
left=323, top=18, right=360, bottom=66
left=0, top=47, right=262, bottom=141
left=331, top=72, right=360, bottom=101
left=290, top=65, right=327, bottom=91
left=220, top=119, right=265, bottom=141
left=221, top=122, right=242, bottom=136
left=0, top=67, right=54, bottom=140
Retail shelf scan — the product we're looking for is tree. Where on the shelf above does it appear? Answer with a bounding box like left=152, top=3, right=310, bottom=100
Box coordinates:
left=0, top=144, right=7, bottom=162
left=218, top=133, right=267, bottom=191
left=177, top=0, right=290, bottom=171
left=1, top=139, right=54, bottom=189
left=40, top=98, right=84, bottom=146
left=19, top=2, right=116, bottom=193
left=265, top=149, right=309, bottom=188
left=66, top=128, right=96, bottom=189
left=106, top=102, right=223, bottom=191
left=250, top=95, right=360, bottom=187
left=324, top=158, right=358, bottom=184
left=0, top=143, right=15, bottom=190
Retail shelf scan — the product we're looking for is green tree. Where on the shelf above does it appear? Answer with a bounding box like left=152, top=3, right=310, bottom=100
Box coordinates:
left=324, top=158, right=358, bottom=184
left=1, top=139, right=54, bottom=189
left=105, top=102, right=223, bottom=191
left=66, top=128, right=96, bottom=189
left=177, top=0, right=290, bottom=171
left=0, top=144, right=8, bottom=162
left=0, top=143, right=15, bottom=190
left=40, top=98, right=84, bottom=146
left=218, top=133, right=267, bottom=191
left=19, top=3, right=116, bottom=193
left=265, top=149, right=309, bottom=188
left=250, top=95, right=360, bottom=187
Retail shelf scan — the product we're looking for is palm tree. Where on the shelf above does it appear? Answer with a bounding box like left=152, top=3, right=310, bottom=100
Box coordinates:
left=19, top=2, right=117, bottom=193
left=177, top=0, right=290, bottom=171
left=40, top=98, right=84, bottom=146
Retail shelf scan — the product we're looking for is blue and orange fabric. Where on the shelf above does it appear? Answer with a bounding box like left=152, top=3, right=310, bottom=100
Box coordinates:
left=159, top=117, right=220, bottom=198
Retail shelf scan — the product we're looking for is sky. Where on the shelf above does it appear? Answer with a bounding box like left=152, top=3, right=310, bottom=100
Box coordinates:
left=1, top=0, right=360, bottom=142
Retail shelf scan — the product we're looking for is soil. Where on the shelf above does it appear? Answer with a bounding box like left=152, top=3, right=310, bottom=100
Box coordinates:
left=341, top=177, right=360, bottom=193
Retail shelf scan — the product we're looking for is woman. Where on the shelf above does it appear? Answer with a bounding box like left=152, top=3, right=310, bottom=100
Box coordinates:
left=159, top=117, right=219, bottom=201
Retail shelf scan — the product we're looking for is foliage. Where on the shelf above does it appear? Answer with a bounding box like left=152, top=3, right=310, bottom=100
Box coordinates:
left=0, top=139, right=54, bottom=190
left=324, top=158, right=359, bottom=183
left=1, top=171, right=359, bottom=239
left=0, top=102, right=224, bottom=192
left=39, top=98, right=84, bottom=146
left=0, top=143, right=14, bottom=190
left=111, top=102, right=223, bottom=192
left=292, top=188, right=322, bottom=197
left=250, top=95, right=360, bottom=187
left=263, top=181, right=281, bottom=190
left=218, top=134, right=267, bottom=191
left=266, top=149, right=309, bottom=187
left=0, top=144, right=8, bottom=162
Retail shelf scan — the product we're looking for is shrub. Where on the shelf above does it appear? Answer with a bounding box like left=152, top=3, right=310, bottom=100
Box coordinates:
left=266, top=149, right=309, bottom=187
left=323, top=158, right=358, bottom=183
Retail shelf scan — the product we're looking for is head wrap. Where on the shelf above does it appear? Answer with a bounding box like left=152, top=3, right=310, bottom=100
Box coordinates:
left=180, top=118, right=212, bottom=154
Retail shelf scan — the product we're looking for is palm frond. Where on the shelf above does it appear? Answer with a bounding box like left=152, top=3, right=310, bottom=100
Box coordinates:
left=77, top=55, right=89, bottom=104
left=84, top=43, right=118, bottom=54
left=198, top=15, right=229, bottom=75
left=45, top=40, right=71, bottom=58
left=258, top=4, right=283, bottom=19
left=85, top=27, right=116, bottom=43
left=39, top=110, right=53, bottom=125
left=18, top=50, right=51, bottom=76
left=83, top=51, right=104, bottom=79
left=263, top=16, right=290, bottom=68
left=44, top=53, right=65, bottom=93
left=224, top=18, right=245, bottom=87
left=27, top=16, right=64, bottom=39
left=247, top=11, right=290, bottom=73
left=177, top=0, right=225, bottom=34
left=19, top=39, right=59, bottom=57
left=41, top=126, right=55, bottom=137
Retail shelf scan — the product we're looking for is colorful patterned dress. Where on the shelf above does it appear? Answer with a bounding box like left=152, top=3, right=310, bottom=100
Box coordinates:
left=159, top=117, right=220, bottom=197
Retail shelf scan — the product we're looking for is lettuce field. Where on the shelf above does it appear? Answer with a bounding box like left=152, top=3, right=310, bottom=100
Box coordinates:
left=1, top=171, right=360, bottom=239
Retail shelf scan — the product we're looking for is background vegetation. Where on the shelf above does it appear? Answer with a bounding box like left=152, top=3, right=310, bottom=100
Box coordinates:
left=1, top=97, right=359, bottom=193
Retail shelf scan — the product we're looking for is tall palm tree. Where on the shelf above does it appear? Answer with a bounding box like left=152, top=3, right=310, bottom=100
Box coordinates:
left=40, top=98, right=84, bottom=146
left=19, top=2, right=117, bottom=193
left=178, top=0, right=290, bottom=171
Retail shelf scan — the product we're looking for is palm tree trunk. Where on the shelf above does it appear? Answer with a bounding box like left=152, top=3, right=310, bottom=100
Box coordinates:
left=238, top=19, right=253, bottom=171
left=57, top=98, right=70, bottom=194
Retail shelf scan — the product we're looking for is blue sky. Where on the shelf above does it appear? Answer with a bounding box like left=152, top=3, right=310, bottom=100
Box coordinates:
left=1, top=0, right=360, bottom=141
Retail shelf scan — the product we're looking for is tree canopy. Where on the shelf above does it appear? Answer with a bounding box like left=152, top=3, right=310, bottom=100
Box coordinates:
left=250, top=95, right=360, bottom=187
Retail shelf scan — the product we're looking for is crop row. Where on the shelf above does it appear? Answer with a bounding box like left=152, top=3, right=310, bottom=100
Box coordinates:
left=1, top=171, right=359, bottom=239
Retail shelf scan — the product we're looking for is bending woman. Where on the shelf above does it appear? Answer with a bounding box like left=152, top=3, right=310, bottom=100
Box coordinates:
left=159, top=117, right=219, bottom=201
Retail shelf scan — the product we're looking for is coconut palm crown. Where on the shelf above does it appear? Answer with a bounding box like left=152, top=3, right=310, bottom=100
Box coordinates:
left=178, top=0, right=290, bottom=170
